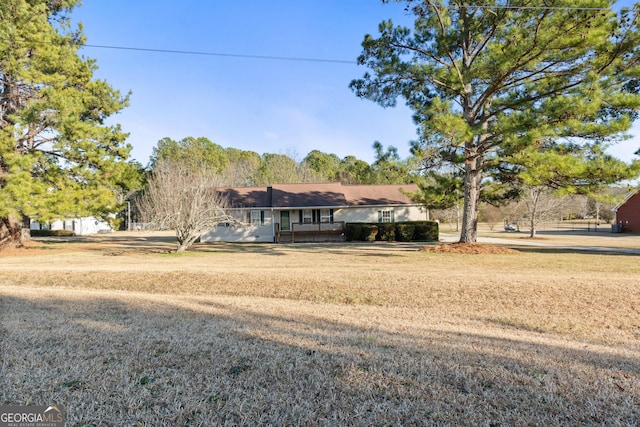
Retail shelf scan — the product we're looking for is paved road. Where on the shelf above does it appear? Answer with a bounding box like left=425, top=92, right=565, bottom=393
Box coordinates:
left=439, top=233, right=640, bottom=255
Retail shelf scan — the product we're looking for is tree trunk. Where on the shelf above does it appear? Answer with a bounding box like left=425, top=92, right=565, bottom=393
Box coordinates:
left=0, top=217, right=25, bottom=248
left=529, top=205, right=538, bottom=238
left=175, top=230, right=198, bottom=253
left=176, top=232, right=189, bottom=253
left=529, top=195, right=538, bottom=238
left=459, top=158, right=482, bottom=243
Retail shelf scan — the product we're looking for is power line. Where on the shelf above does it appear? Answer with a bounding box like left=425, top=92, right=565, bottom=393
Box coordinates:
left=432, top=2, right=614, bottom=11
left=458, top=4, right=610, bottom=11
left=7, top=2, right=624, bottom=65
left=82, top=44, right=357, bottom=65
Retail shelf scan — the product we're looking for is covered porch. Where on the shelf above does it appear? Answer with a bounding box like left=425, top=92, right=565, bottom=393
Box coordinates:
left=276, top=221, right=345, bottom=243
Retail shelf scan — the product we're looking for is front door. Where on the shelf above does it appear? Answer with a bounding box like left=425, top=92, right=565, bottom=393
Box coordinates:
left=280, top=211, right=290, bottom=231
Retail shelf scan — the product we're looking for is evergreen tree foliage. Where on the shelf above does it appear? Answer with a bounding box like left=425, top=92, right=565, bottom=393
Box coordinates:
left=0, top=0, right=135, bottom=246
left=409, top=170, right=463, bottom=211
left=255, top=153, right=302, bottom=185
left=513, top=143, right=640, bottom=195
left=147, top=139, right=414, bottom=189
left=351, top=0, right=640, bottom=243
left=303, top=150, right=342, bottom=182
left=339, top=155, right=374, bottom=184
left=223, top=147, right=262, bottom=187
left=303, top=149, right=384, bottom=184
left=370, top=141, right=413, bottom=184
left=149, top=136, right=230, bottom=174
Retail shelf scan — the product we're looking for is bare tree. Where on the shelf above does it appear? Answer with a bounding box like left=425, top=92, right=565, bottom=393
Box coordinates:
left=520, top=185, right=566, bottom=238
left=137, top=161, right=238, bottom=252
left=479, top=204, right=504, bottom=231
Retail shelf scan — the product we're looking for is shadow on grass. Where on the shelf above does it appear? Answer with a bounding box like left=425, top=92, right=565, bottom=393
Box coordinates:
left=1, top=291, right=638, bottom=426
left=510, top=246, right=640, bottom=256
left=32, top=233, right=178, bottom=251
left=29, top=233, right=433, bottom=258
left=196, top=241, right=424, bottom=258
left=33, top=232, right=640, bottom=259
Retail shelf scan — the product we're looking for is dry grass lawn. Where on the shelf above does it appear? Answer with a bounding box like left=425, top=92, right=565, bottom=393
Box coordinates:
left=1, top=232, right=639, bottom=426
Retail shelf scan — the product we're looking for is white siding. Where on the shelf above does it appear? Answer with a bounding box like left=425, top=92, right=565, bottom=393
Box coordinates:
left=200, top=211, right=274, bottom=243
left=334, top=206, right=426, bottom=223
left=200, top=224, right=274, bottom=243
left=201, top=206, right=428, bottom=243
left=30, top=217, right=113, bottom=235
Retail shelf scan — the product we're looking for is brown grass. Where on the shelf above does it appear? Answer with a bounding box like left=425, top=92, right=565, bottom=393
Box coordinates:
left=419, top=243, right=519, bottom=254
left=1, top=232, right=639, bottom=426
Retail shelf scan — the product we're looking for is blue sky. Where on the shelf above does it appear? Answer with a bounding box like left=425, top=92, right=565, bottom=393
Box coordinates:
left=73, top=1, right=640, bottom=167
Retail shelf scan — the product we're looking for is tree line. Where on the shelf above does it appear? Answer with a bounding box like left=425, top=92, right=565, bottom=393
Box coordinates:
left=147, top=137, right=415, bottom=187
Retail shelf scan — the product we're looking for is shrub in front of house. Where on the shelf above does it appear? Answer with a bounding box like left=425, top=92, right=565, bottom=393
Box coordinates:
left=345, top=221, right=438, bottom=242
left=376, top=224, right=396, bottom=241
left=344, top=223, right=362, bottom=241
left=345, top=223, right=379, bottom=242
left=413, top=221, right=439, bottom=241
left=395, top=223, right=416, bottom=241
left=360, top=224, right=379, bottom=242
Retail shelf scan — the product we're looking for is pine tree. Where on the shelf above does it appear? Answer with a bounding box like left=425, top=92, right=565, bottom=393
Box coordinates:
left=1, top=0, right=133, bottom=247
left=351, top=0, right=640, bottom=243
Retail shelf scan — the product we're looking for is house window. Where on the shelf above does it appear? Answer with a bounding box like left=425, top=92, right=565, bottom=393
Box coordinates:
left=320, top=209, right=332, bottom=223
left=378, top=210, right=394, bottom=223
left=302, top=209, right=313, bottom=223
left=251, top=210, right=264, bottom=226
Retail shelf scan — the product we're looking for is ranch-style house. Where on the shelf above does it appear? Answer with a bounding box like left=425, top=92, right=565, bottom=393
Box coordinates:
left=201, top=182, right=426, bottom=243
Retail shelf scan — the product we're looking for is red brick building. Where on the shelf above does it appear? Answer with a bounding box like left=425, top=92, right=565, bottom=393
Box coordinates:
left=614, top=190, right=640, bottom=232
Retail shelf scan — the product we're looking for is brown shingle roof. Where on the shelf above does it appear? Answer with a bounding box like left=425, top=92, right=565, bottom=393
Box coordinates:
left=271, top=183, right=347, bottom=207
left=219, top=183, right=420, bottom=208
left=219, top=186, right=272, bottom=208
left=342, top=184, right=419, bottom=206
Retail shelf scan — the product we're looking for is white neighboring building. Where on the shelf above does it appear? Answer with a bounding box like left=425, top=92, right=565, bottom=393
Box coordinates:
left=30, top=216, right=114, bottom=235
left=201, top=183, right=427, bottom=243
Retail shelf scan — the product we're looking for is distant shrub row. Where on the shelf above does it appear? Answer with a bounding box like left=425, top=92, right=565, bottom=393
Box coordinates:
left=345, top=221, right=438, bottom=242
left=30, top=229, right=74, bottom=237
